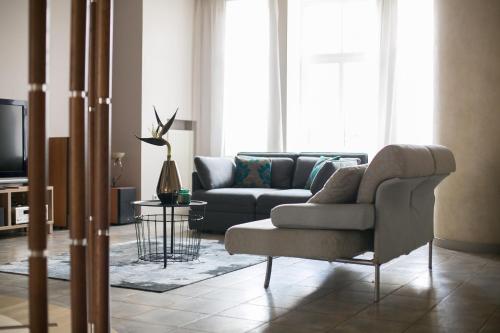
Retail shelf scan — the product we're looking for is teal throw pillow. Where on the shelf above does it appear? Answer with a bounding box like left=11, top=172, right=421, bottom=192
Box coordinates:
left=234, top=156, right=272, bottom=188
left=305, top=156, right=341, bottom=189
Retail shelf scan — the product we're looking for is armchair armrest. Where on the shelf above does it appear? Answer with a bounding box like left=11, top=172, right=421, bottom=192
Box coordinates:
left=271, top=203, right=374, bottom=231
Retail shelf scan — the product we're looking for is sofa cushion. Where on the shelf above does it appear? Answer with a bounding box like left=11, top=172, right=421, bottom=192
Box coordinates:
left=357, top=145, right=435, bottom=203
left=256, top=189, right=312, bottom=214
left=270, top=157, right=294, bottom=189
left=292, top=156, right=319, bottom=189
left=309, top=164, right=368, bottom=203
left=192, top=188, right=279, bottom=213
left=235, top=156, right=272, bottom=188
left=225, top=219, right=373, bottom=261
left=271, top=203, right=375, bottom=230
left=194, top=156, right=236, bottom=190
left=305, top=156, right=341, bottom=189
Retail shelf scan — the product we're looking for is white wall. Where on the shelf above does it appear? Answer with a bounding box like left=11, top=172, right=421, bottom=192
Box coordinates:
left=0, top=0, right=70, bottom=138
left=141, top=0, right=195, bottom=201
left=0, top=0, right=28, bottom=101
left=111, top=0, right=143, bottom=193
left=47, top=0, right=70, bottom=138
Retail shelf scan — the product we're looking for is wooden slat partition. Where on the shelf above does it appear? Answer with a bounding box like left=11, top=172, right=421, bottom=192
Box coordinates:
left=69, top=0, right=88, bottom=332
left=28, top=0, right=48, bottom=332
left=94, top=0, right=112, bottom=331
left=87, top=0, right=97, bottom=328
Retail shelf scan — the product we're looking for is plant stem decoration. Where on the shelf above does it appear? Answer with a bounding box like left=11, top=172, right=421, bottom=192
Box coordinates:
left=136, top=106, right=182, bottom=204
left=136, top=106, right=178, bottom=160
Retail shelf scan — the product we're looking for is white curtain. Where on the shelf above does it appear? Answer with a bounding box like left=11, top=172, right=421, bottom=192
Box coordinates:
left=377, top=0, right=434, bottom=147
left=221, top=0, right=286, bottom=156
left=377, top=0, right=399, bottom=146
left=192, top=0, right=226, bottom=156
left=267, top=0, right=285, bottom=152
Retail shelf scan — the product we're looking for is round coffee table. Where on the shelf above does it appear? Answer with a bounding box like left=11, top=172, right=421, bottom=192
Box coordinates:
left=131, top=200, right=207, bottom=268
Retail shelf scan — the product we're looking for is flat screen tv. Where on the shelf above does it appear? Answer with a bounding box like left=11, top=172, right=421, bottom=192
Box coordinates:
left=0, top=99, right=28, bottom=184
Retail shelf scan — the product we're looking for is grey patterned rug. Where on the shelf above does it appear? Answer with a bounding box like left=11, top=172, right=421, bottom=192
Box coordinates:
left=0, top=239, right=266, bottom=292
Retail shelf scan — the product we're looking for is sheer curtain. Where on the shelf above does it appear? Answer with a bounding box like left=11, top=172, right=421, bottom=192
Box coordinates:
left=378, top=0, right=434, bottom=147
left=192, top=0, right=226, bottom=156
left=222, top=0, right=285, bottom=156
left=286, top=0, right=434, bottom=158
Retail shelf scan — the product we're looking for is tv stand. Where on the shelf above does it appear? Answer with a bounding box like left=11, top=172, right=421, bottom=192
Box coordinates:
left=0, top=186, right=54, bottom=233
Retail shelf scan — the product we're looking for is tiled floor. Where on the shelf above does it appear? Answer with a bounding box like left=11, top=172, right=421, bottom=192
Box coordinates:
left=1, top=225, right=500, bottom=332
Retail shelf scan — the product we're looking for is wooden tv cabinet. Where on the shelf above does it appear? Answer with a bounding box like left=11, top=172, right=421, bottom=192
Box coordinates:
left=0, top=186, right=54, bottom=233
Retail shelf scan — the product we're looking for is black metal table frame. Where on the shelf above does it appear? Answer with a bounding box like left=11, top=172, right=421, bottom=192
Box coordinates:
left=132, top=200, right=207, bottom=268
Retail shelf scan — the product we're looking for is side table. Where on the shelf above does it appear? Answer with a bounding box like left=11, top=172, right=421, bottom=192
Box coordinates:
left=131, top=200, right=207, bottom=268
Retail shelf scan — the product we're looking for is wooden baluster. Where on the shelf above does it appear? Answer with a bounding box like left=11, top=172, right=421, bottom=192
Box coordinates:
left=28, top=0, right=48, bottom=332
left=69, top=0, right=88, bottom=332
left=94, top=0, right=112, bottom=331
left=87, top=0, right=97, bottom=329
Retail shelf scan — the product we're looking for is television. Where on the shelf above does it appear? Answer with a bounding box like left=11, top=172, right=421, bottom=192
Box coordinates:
left=0, top=99, right=28, bottom=184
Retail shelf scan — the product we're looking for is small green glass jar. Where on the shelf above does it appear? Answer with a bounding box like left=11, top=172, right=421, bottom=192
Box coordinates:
left=177, top=188, right=191, bottom=204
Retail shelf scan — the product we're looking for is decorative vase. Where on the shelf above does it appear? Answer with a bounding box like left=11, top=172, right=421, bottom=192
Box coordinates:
left=156, top=159, right=181, bottom=205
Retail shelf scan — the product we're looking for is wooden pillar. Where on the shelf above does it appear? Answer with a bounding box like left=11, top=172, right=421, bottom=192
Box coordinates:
left=28, top=1, right=48, bottom=332
left=69, top=0, right=88, bottom=332
left=87, top=0, right=97, bottom=328
left=94, top=0, right=112, bottom=331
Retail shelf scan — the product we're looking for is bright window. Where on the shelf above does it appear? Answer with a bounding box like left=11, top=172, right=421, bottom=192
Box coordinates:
left=287, top=0, right=379, bottom=153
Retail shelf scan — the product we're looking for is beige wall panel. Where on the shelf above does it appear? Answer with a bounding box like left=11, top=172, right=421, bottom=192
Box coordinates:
left=435, top=0, right=500, bottom=250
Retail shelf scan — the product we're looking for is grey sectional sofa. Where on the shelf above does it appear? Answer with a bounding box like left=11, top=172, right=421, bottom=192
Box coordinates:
left=191, top=152, right=368, bottom=233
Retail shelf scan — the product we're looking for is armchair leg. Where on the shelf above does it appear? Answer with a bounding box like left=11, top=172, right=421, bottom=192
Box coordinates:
left=374, top=263, right=380, bottom=302
left=264, top=256, right=273, bottom=289
left=428, top=240, right=433, bottom=270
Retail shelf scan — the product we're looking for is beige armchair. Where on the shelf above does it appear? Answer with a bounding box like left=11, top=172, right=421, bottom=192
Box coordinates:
left=224, top=145, right=456, bottom=302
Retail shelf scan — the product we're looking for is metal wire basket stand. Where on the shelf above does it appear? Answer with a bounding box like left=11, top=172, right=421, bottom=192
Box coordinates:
left=134, top=212, right=203, bottom=264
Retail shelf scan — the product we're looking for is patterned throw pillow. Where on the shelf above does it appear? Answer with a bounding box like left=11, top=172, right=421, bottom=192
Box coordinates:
left=234, top=156, right=272, bottom=188
left=304, top=156, right=341, bottom=189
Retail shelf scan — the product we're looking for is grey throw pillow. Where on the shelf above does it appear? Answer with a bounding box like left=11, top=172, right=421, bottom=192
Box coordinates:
left=308, top=164, right=368, bottom=204
left=194, top=156, right=236, bottom=190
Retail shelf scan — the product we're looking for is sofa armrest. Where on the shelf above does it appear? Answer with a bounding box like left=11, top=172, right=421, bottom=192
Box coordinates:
left=271, top=203, right=374, bottom=231
left=192, top=171, right=204, bottom=191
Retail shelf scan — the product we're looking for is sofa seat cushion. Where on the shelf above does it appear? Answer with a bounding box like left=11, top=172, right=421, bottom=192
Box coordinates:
left=225, top=219, right=373, bottom=261
left=192, top=188, right=279, bottom=213
left=271, top=203, right=374, bottom=230
left=256, top=189, right=312, bottom=214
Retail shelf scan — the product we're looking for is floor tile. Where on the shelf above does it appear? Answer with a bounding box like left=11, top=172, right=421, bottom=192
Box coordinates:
left=130, top=308, right=206, bottom=327
left=218, top=303, right=288, bottom=322
left=356, top=303, right=427, bottom=323
left=183, top=315, right=262, bottom=333
left=271, top=309, right=346, bottom=331
left=330, top=317, right=409, bottom=333
left=416, top=311, right=489, bottom=331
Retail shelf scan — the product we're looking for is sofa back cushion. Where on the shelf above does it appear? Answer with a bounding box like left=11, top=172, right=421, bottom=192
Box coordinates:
left=194, top=156, right=236, bottom=190
left=292, top=156, right=319, bottom=189
left=270, top=157, right=295, bottom=188
left=356, top=144, right=436, bottom=203
left=234, top=156, right=272, bottom=188
left=309, top=164, right=368, bottom=203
